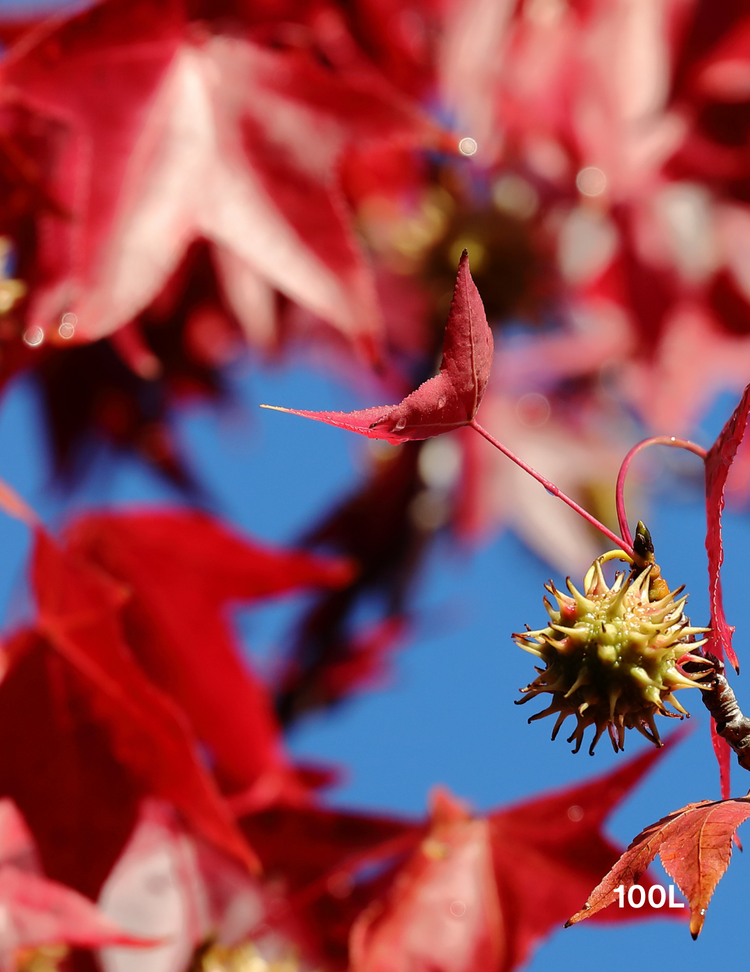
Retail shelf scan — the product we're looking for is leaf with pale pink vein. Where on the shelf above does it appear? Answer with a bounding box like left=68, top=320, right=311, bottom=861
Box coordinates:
left=567, top=798, right=750, bottom=939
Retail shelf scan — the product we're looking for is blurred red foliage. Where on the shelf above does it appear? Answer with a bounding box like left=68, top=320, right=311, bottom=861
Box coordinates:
left=0, top=0, right=747, bottom=968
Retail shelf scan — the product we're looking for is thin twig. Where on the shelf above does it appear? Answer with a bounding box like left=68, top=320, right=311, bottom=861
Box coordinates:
left=615, top=436, right=707, bottom=547
left=694, top=654, right=750, bottom=773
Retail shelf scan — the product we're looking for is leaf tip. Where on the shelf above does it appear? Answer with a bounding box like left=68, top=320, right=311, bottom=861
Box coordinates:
left=563, top=905, right=588, bottom=927
left=259, top=404, right=292, bottom=414
left=0, top=478, right=40, bottom=528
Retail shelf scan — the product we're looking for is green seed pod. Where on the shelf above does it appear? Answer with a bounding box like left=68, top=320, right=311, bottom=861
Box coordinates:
left=513, top=551, right=711, bottom=754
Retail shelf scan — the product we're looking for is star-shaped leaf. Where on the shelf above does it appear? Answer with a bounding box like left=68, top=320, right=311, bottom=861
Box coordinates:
left=62, top=508, right=352, bottom=799
left=0, top=530, right=259, bottom=897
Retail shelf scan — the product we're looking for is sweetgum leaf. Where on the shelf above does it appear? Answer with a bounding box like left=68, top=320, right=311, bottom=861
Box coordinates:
left=349, top=792, right=504, bottom=972
left=487, top=742, right=677, bottom=970
left=29, top=241, right=234, bottom=491
left=238, top=802, right=419, bottom=969
left=262, top=252, right=493, bottom=443
left=63, top=509, right=352, bottom=799
left=29, top=530, right=258, bottom=883
left=0, top=0, right=184, bottom=324
left=0, top=631, right=146, bottom=900
left=0, top=0, right=432, bottom=355
left=349, top=743, right=671, bottom=972
left=567, top=798, right=750, bottom=939
left=239, top=803, right=417, bottom=898
left=704, top=381, right=750, bottom=674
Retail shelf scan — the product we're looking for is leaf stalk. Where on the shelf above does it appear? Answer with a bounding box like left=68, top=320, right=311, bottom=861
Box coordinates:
left=469, top=419, right=635, bottom=558
left=615, top=436, right=707, bottom=547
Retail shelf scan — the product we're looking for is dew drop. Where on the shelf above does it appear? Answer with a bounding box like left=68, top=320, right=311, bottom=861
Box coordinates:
left=394, top=418, right=407, bottom=431
left=22, top=326, right=44, bottom=348
left=437, top=396, right=447, bottom=409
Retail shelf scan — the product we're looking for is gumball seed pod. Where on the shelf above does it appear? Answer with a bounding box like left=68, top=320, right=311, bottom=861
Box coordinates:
left=513, top=549, right=711, bottom=754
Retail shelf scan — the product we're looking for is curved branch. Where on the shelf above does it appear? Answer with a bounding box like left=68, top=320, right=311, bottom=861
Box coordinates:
left=691, top=654, right=750, bottom=773
left=615, top=436, right=707, bottom=547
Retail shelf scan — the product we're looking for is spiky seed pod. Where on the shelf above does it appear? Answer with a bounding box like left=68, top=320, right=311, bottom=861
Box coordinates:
left=513, top=552, right=711, bottom=755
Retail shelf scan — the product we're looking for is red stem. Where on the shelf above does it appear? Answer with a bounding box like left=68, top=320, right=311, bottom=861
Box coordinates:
left=470, top=419, right=635, bottom=558
left=615, top=436, right=707, bottom=547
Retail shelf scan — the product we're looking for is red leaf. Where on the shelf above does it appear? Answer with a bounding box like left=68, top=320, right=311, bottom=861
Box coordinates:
left=239, top=802, right=419, bottom=968
left=349, top=744, right=671, bottom=972
left=350, top=791, right=504, bottom=972
left=0, top=631, right=142, bottom=899
left=262, top=252, right=493, bottom=443
left=29, top=242, right=236, bottom=489
left=62, top=509, right=352, bottom=799
left=567, top=797, right=750, bottom=939
left=1, top=0, right=184, bottom=321
left=704, top=381, right=750, bottom=673
left=488, top=742, right=677, bottom=971
left=0, top=864, right=155, bottom=959
left=240, top=804, right=417, bottom=899
left=29, top=530, right=258, bottom=883
left=1, top=0, right=432, bottom=354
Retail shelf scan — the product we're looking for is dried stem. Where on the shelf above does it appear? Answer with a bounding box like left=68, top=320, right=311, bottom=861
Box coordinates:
left=470, top=419, right=635, bottom=558
left=615, top=436, right=707, bottom=548
left=695, top=654, right=750, bottom=773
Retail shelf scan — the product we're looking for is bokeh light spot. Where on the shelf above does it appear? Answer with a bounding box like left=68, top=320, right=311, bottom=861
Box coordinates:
left=516, top=392, right=551, bottom=428
left=576, top=166, right=607, bottom=197
left=22, top=326, right=44, bottom=348
left=58, top=313, right=77, bottom=340
left=492, top=175, right=539, bottom=219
